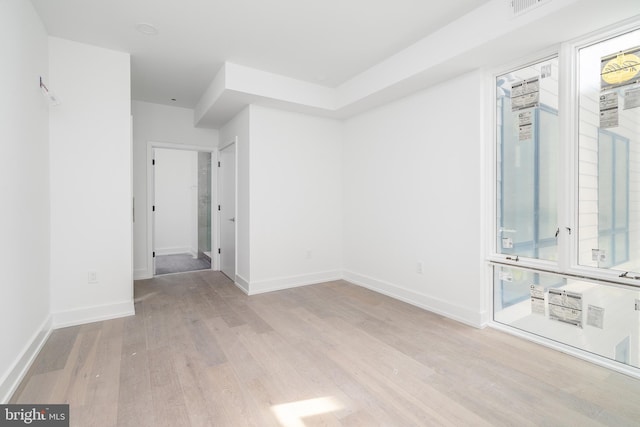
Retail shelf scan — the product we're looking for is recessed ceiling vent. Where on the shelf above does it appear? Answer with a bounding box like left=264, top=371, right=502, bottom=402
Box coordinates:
left=510, top=0, right=551, bottom=17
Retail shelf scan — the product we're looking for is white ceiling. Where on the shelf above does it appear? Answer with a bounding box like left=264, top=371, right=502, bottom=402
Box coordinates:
left=30, top=0, right=490, bottom=109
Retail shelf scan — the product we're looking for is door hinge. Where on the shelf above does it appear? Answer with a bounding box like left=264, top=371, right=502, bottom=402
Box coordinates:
left=152, top=205, right=155, bottom=212
left=153, top=251, right=156, bottom=258
left=152, top=159, right=155, bottom=165
left=218, top=248, right=221, bottom=254
left=218, top=161, right=221, bottom=167
left=218, top=205, right=221, bottom=211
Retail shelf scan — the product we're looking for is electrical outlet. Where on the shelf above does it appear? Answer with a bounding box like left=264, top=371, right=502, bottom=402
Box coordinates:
left=417, top=261, right=424, bottom=274
left=88, top=271, right=98, bottom=283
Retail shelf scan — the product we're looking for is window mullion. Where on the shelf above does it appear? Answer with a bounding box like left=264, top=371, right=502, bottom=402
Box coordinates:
left=558, top=41, right=575, bottom=273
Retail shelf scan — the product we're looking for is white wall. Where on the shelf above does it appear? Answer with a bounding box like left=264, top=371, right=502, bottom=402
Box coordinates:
left=248, top=106, right=343, bottom=293
left=219, top=106, right=251, bottom=288
left=343, top=70, right=486, bottom=327
left=0, top=0, right=51, bottom=403
left=131, top=101, right=218, bottom=278
left=154, top=148, right=198, bottom=256
left=49, top=37, right=133, bottom=327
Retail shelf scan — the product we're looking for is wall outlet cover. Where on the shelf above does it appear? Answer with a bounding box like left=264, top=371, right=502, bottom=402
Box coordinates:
left=88, top=271, right=98, bottom=283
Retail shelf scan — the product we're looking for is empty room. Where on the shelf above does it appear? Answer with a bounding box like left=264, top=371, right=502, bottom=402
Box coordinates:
left=2, top=0, right=640, bottom=425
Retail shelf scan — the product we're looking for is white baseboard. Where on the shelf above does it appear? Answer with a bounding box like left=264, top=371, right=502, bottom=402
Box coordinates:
left=134, top=268, right=152, bottom=280
left=235, top=274, right=250, bottom=294
left=52, top=300, right=135, bottom=329
left=478, top=309, right=491, bottom=328
left=343, top=270, right=484, bottom=328
left=154, top=247, right=192, bottom=256
left=248, top=270, right=343, bottom=295
left=0, top=315, right=52, bottom=404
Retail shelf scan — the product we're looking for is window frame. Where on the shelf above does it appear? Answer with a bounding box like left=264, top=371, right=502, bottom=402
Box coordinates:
left=487, top=19, right=640, bottom=291
left=497, top=100, right=559, bottom=260
left=566, top=20, right=640, bottom=285
left=487, top=50, right=562, bottom=275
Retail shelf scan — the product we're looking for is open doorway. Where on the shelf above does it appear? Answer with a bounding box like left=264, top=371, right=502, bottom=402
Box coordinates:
left=152, top=147, right=213, bottom=275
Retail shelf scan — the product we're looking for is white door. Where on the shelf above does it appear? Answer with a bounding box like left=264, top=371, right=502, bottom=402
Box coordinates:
left=151, top=149, right=157, bottom=275
left=219, top=143, right=236, bottom=280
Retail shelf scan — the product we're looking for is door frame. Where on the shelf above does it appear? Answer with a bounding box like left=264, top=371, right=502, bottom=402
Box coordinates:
left=217, top=137, right=238, bottom=282
left=146, top=141, right=219, bottom=276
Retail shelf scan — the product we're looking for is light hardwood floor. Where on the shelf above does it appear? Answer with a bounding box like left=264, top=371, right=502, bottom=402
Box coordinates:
left=11, top=271, right=640, bottom=426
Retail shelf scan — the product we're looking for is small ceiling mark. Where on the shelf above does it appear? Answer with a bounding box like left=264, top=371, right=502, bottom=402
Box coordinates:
left=135, top=23, right=158, bottom=36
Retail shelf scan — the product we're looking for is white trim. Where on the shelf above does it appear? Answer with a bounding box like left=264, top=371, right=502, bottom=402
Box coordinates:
left=490, top=321, right=640, bottom=380
left=343, top=270, right=485, bottom=328
left=130, top=115, right=134, bottom=303
left=485, top=48, right=563, bottom=321
left=218, top=137, right=236, bottom=151
left=486, top=255, right=562, bottom=273
left=134, top=268, right=151, bottom=280
left=217, top=138, right=238, bottom=280
left=248, top=270, right=343, bottom=295
left=153, top=247, right=197, bottom=257
left=210, top=148, right=220, bottom=272
left=480, top=264, right=494, bottom=328
left=233, top=140, right=238, bottom=282
left=559, top=37, right=575, bottom=273
left=52, top=301, right=135, bottom=329
left=0, top=316, right=52, bottom=404
left=234, top=274, right=250, bottom=294
left=148, top=143, right=155, bottom=276
left=147, top=141, right=219, bottom=152
left=480, top=66, right=493, bottom=325
left=486, top=47, right=560, bottom=264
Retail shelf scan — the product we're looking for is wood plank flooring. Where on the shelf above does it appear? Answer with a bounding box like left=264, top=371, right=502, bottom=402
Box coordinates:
left=11, top=271, right=640, bottom=426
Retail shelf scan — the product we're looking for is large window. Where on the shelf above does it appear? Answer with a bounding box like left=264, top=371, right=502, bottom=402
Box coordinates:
left=496, top=57, right=559, bottom=263
left=494, top=265, right=640, bottom=368
left=578, top=29, right=640, bottom=273
left=492, top=24, right=640, bottom=373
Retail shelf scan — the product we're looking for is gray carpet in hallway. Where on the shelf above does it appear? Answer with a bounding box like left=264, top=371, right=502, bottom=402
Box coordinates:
left=155, top=253, right=211, bottom=275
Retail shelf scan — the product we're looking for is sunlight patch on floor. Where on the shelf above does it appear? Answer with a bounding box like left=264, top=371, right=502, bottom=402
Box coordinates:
left=271, top=396, right=344, bottom=427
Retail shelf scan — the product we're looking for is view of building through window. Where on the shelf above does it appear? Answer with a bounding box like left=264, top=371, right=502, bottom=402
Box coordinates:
left=493, top=27, right=640, bottom=371
left=578, top=29, right=640, bottom=273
